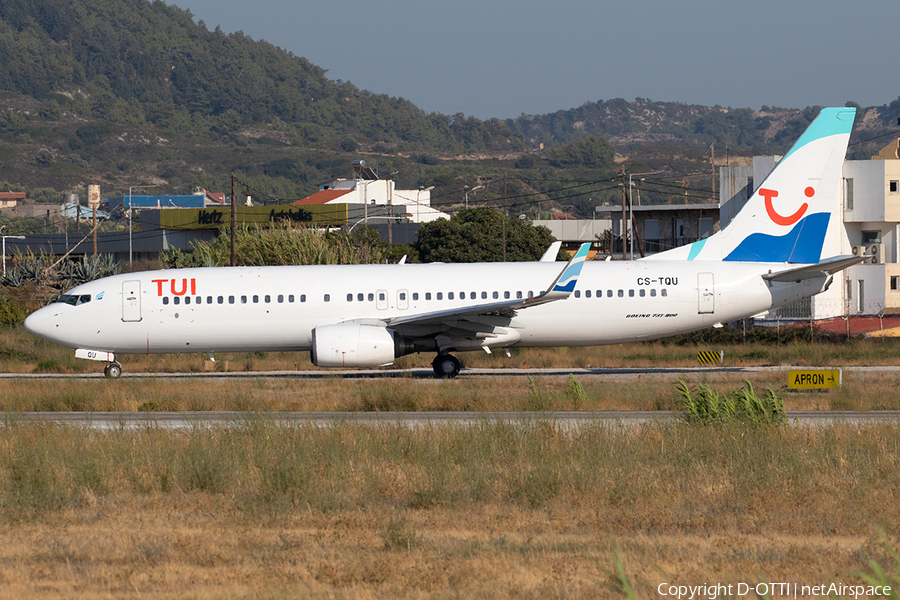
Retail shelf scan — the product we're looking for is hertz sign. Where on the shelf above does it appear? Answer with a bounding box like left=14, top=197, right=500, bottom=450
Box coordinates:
left=158, top=205, right=350, bottom=230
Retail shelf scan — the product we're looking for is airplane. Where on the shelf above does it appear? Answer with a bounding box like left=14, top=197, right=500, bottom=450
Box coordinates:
left=24, top=107, right=861, bottom=379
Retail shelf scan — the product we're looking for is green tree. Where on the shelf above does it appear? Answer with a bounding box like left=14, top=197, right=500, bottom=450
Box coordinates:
left=544, top=134, right=615, bottom=169
left=414, top=208, right=559, bottom=263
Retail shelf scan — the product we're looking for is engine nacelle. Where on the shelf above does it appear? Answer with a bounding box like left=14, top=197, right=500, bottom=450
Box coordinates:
left=310, top=323, right=398, bottom=367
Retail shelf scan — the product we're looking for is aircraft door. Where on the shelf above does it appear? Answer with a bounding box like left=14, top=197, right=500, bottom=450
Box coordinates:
left=697, top=272, right=714, bottom=314
left=397, top=289, right=409, bottom=310
left=122, top=280, right=142, bottom=322
left=376, top=289, right=388, bottom=310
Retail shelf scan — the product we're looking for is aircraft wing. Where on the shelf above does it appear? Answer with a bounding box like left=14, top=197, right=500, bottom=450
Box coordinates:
left=383, top=243, right=591, bottom=329
left=762, top=255, right=868, bottom=283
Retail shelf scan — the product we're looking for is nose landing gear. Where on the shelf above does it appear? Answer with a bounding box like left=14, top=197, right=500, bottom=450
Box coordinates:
left=103, top=362, right=122, bottom=379
left=432, top=353, right=461, bottom=378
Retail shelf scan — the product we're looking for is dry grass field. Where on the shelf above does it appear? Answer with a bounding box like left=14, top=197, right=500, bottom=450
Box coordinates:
left=1, top=422, right=900, bottom=599
left=5, top=325, right=900, bottom=598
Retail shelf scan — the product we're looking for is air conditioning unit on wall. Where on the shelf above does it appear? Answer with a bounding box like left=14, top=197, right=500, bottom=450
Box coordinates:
left=851, top=243, right=884, bottom=264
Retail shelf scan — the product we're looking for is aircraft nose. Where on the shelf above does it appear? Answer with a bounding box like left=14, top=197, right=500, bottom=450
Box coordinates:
left=24, top=307, right=53, bottom=339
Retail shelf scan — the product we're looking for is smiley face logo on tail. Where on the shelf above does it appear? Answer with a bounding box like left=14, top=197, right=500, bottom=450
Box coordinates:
left=760, top=187, right=813, bottom=226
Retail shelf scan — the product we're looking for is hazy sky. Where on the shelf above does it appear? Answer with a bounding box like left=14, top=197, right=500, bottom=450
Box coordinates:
left=173, top=0, right=898, bottom=120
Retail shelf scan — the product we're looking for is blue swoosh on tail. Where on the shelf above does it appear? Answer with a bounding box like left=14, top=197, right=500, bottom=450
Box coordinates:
left=723, top=213, right=830, bottom=263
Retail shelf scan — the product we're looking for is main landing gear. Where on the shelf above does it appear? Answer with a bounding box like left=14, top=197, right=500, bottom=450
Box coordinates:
left=432, top=353, right=461, bottom=378
left=103, top=362, right=123, bottom=379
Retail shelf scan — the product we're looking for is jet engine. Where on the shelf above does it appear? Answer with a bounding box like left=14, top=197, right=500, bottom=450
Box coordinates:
left=311, top=323, right=400, bottom=367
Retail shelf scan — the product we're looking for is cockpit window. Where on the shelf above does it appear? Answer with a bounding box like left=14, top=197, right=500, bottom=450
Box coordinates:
left=55, top=294, right=92, bottom=306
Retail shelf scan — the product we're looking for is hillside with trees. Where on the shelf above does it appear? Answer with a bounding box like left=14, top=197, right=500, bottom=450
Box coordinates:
left=0, top=0, right=898, bottom=222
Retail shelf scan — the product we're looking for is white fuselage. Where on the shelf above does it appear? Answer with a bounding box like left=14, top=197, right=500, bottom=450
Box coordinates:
left=24, top=259, right=819, bottom=356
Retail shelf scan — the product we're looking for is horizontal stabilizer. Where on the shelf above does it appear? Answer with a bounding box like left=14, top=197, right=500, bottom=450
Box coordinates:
left=762, top=255, right=868, bottom=283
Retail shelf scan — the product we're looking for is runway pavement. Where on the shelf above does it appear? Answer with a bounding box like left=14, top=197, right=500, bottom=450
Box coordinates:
left=3, top=365, right=900, bottom=381
left=3, top=410, right=899, bottom=429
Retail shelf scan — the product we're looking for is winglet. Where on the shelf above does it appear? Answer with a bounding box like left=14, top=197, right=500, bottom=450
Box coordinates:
left=542, top=243, right=591, bottom=300
left=539, top=241, right=563, bottom=262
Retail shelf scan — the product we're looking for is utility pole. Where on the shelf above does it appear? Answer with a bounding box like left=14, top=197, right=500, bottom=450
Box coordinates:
left=620, top=167, right=628, bottom=260
left=710, top=143, right=716, bottom=200
left=230, top=174, right=237, bottom=267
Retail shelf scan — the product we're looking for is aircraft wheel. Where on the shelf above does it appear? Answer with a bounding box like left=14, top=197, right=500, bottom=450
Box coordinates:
left=432, top=354, right=461, bottom=378
left=104, top=363, right=122, bottom=380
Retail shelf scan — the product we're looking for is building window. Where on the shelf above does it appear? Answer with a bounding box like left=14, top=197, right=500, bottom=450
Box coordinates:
left=845, top=178, right=854, bottom=210
left=862, top=230, right=881, bottom=244
left=892, top=276, right=899, bottom=292
left=698, top=217, right=714, bottom=239
left=891, top=180, right=899, bottom=194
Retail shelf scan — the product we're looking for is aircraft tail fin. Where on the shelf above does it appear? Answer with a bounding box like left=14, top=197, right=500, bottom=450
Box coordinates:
left=651, top=107, right=855, bottom=263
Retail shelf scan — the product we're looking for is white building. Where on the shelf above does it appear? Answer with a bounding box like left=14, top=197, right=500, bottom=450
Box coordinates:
left=292, top=161, right=449, bottom=224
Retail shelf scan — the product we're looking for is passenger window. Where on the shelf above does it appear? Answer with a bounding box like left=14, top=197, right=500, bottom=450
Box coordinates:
left=426, top=292, right=432, bottom=300
left=378, top=292, right=385, bottom=301
left=661, top=289, right=667, bottom=297
left=617, top=290, right=624, bottom=298
left=448, top=292, right=455, bottom=300
left=163, top=297, right=169, bottom=305
left=185, top=297, right=191, bottom=305
left=253, top=295, right=259, bottom=303
left=528, top=291, right=534, bottom=298
left=481, top=292, right=487, bottom=299
left=585, top=290, right=591, bottom=298
left=278, top=295, right=284, bottom=303
left=413, top=293, right=419, bottom=301
left=629, top=290, right=635, bottom=297
left=437, top=292, right=443, bottom=300
left=241, top=295, right=247, bottom=304
left=574, top=291, right=581, bottom=298
left=504, top=291, right=510, bottom=299
left=205, top=296, right=212, bottom=304
left=368, top=293, right=374, bottom=301
left=607, top=290, right=613, bottom=298
left=597, top=290, right=602, bottom=298
left=324, top=294, right=330, bottom=302
left=299, top=295, right=305, bottom=302
left=470, top=292, right=476, bottom=300
left=650, top=289, right=657, bottom=297
left=229, top=296, right=235, bottom=304
left=174, top=297, right=180, bottom=305
left=218, top=296, right=224, bottom=304
left=347, top=294, right=353, bottom=302
left=265, top=295, right=271, bottom=303
left=517, top=291, right=523, bottom=299
left=639, top=289, right=645, bottom=297
left=400, top=292, right=407, bottom=301
left=357, top=293, right=364, bottom=302
left=493, top=291, right=499, bottom=299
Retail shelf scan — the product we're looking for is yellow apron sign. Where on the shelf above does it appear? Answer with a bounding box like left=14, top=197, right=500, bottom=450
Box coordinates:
left=788, top=369, right=842, bottom=389
left=158, top=205, right=350, bottom=229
